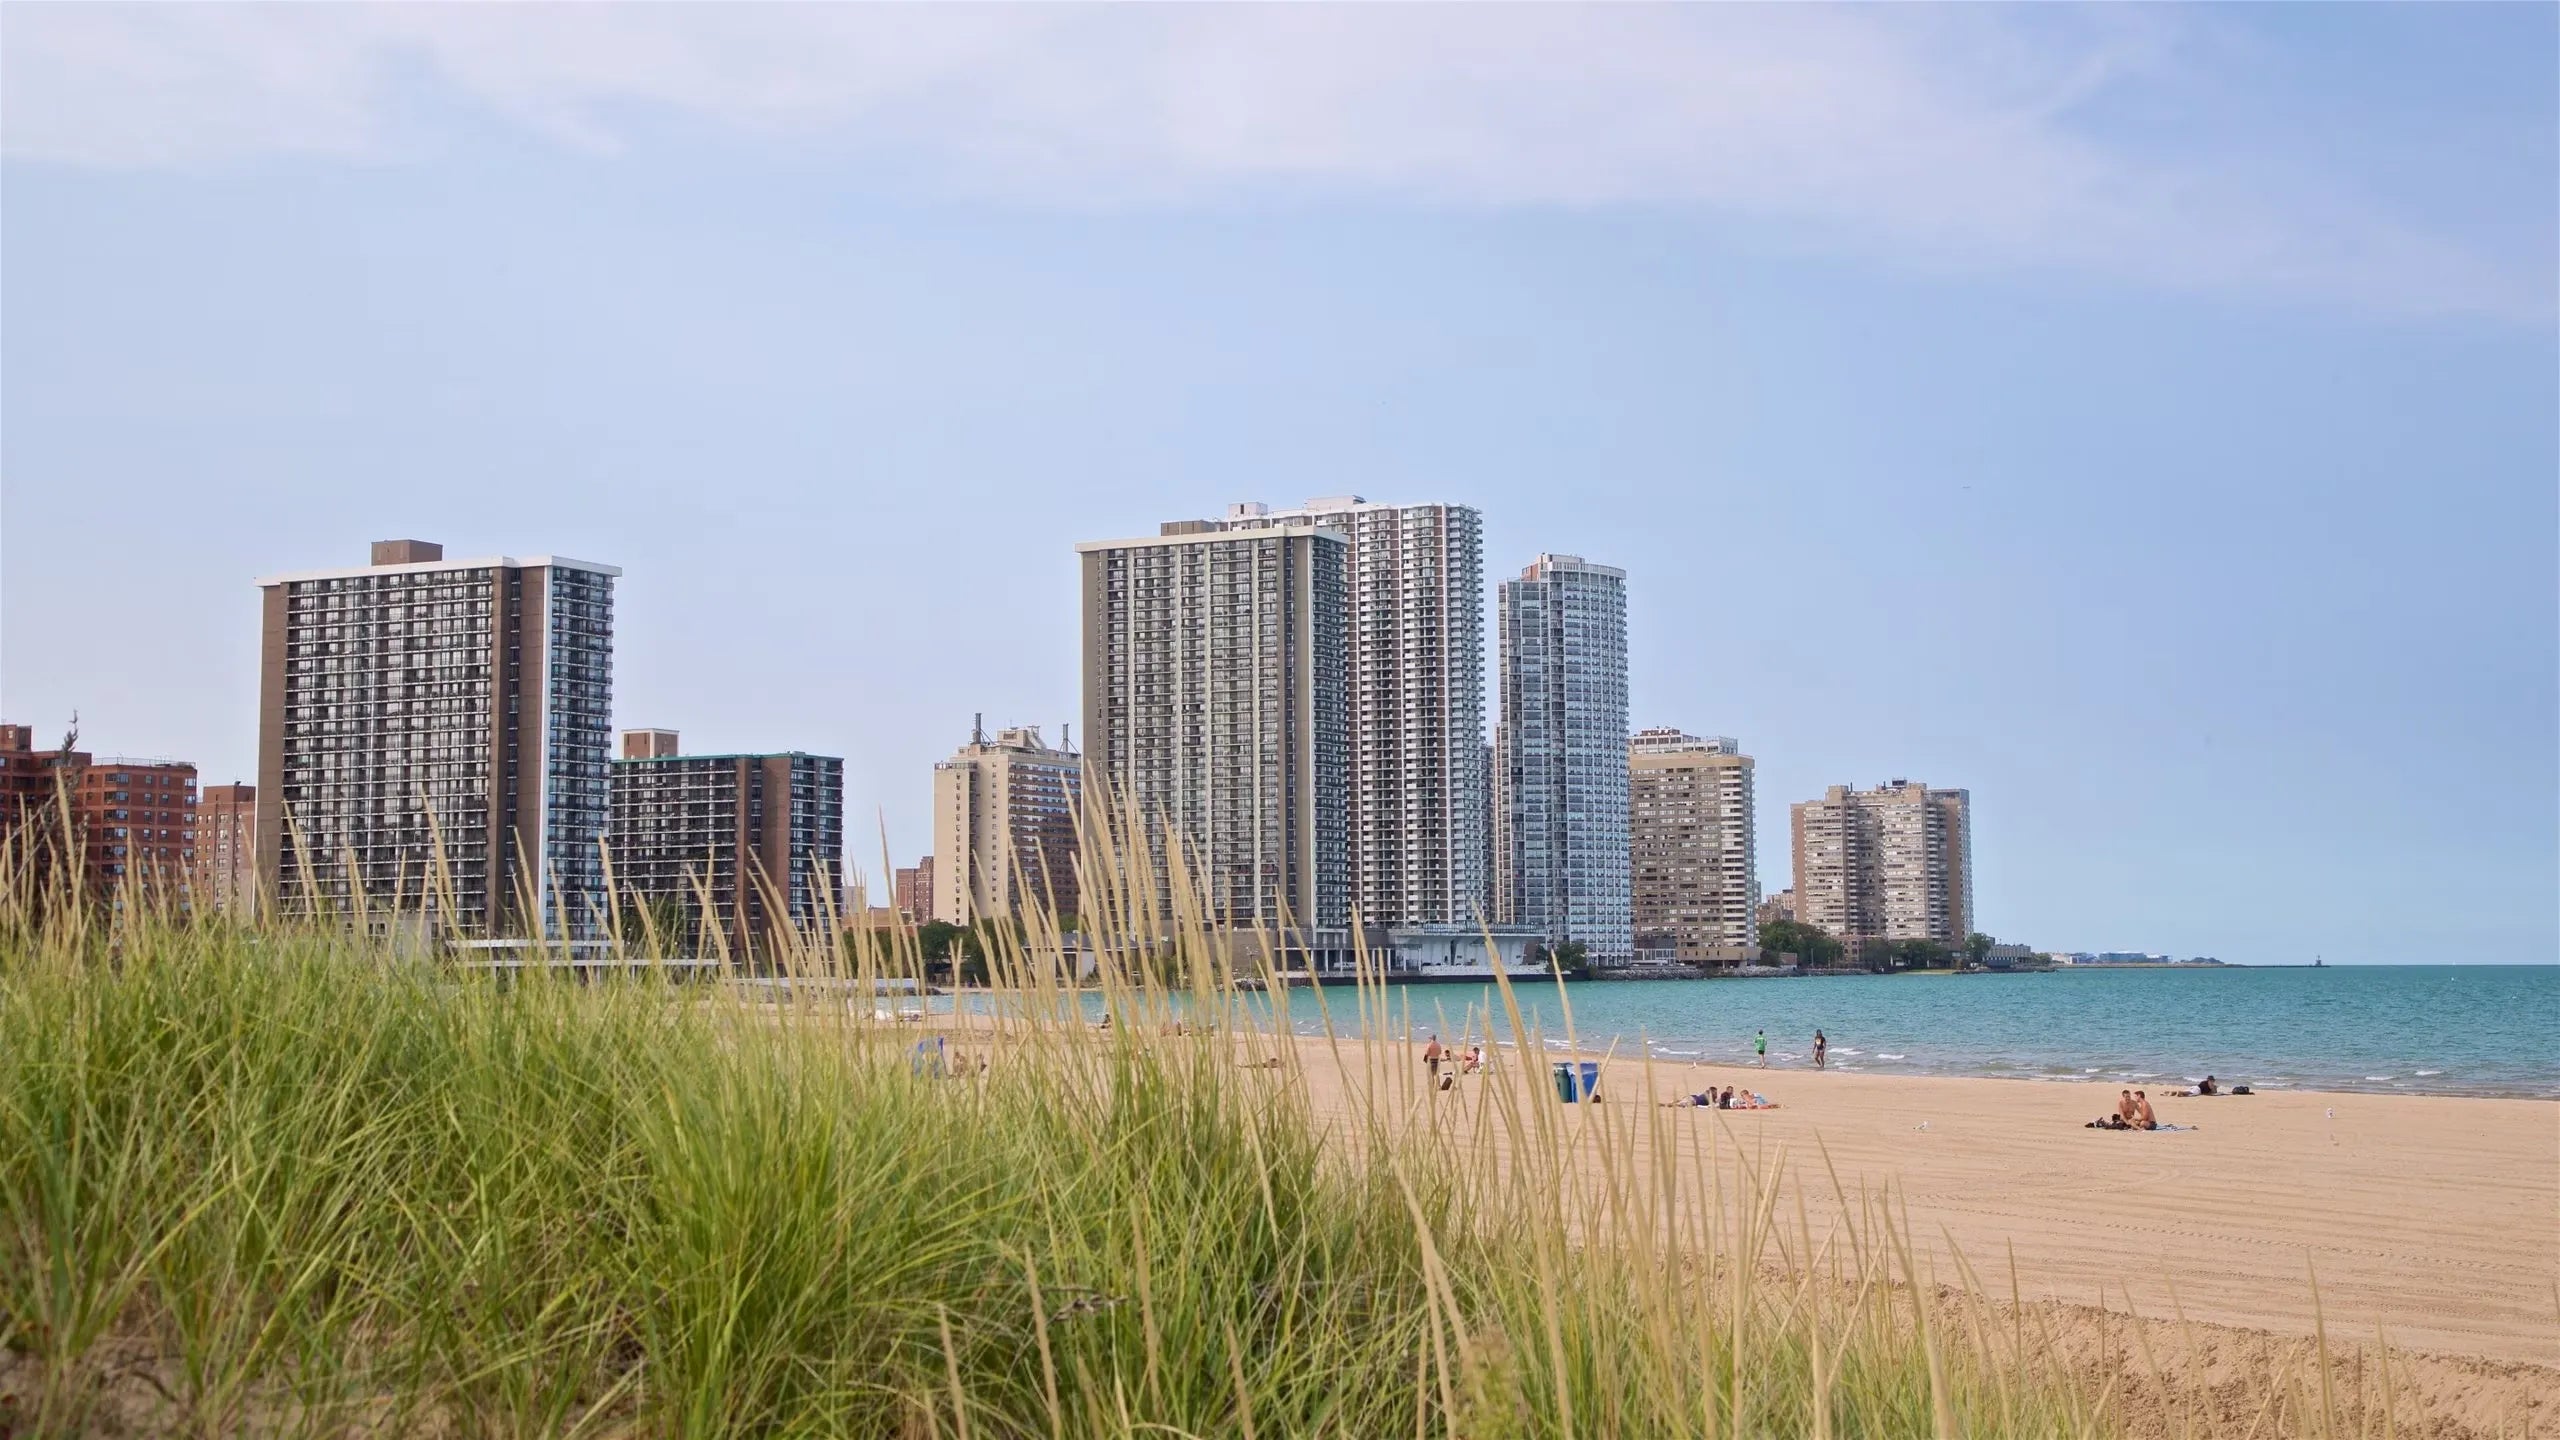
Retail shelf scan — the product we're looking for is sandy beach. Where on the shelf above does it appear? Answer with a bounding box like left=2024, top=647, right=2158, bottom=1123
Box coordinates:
left=900, top=1003, right=2560, bottom=1432
left=1261, top=1031, right=2560, bottom=1434
left=912, top=1004, right=2558, bottom=1376
left=1277, top=1036, right=2558, bottom=1368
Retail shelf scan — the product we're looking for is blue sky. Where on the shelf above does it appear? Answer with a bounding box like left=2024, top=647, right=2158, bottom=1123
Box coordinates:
left=4, top=7, right=2552, bottom=962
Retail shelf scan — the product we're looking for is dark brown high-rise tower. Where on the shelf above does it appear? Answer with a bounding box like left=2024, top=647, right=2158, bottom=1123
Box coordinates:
left=255, top=540, right=618, bottom=937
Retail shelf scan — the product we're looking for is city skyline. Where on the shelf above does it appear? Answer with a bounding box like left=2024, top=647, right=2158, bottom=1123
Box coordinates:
left=0, top=485, right=2541, bottom=963
left=4, top=7, right=2552, bottom=964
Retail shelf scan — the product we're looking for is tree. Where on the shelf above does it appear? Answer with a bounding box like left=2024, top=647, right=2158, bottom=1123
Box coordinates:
left=1758, top=919, right=1843, bottom=968
left=915, top=920, right=964, bottom=963
left=1965, top=931, right=1994, bottom=966
left=1885, top=937, right=1955, bottom=971
left=908, top=917, right=1030, bottom=985
left=1525, top=940, right=1591, bottom=972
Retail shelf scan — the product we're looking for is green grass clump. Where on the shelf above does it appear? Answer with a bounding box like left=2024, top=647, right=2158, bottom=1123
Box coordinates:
left=0, top=879, right=2122, bottom=1437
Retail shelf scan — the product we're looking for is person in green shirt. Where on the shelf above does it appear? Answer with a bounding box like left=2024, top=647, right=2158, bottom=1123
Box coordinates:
left=1754, top=1030, right=1767, bottom=1066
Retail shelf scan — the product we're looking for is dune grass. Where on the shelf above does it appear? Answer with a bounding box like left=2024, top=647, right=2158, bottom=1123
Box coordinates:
left=0, top=815, right=2381, bottom=1439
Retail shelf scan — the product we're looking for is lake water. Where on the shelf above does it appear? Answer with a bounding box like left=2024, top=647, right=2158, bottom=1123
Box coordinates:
left=1247, top=965, right=2560, bottom=1099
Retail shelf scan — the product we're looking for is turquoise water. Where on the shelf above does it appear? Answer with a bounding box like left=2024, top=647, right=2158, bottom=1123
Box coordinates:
left=1252, top=965, right=2560, bottom=1099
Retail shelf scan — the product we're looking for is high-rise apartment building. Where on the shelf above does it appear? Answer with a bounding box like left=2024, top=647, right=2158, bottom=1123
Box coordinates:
left=194, top=783, right=256, bottom=915
left=894, top=856, right=936, bottom=923
left=1791, top=781, right=1973, bottom=950
left=933, top=721, right=1081, bottom=926
left=608, top=729, right=844, bottom=958
left=1078, top=524, right=1349, bottom=943
left=1192, top=498, right=1486, bottom=927
left=1629, top=730, right=1758, bottom=964
left=255, top=540, right=618, bottom=937
left=1494, top=554, right=1631, bottom=963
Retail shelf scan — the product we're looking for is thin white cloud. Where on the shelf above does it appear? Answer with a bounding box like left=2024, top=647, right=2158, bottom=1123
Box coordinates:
left=1, top=6, right=2545, bottom=323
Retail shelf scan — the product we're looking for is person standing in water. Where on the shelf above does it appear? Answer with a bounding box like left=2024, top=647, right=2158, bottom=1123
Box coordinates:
left=1754, top=1030, right=1768, bottom=1066
left=1813, top=1030, right=1828, bottom=1069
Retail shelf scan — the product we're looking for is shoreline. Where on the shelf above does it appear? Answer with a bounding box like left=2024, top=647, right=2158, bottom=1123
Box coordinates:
left=1510, top=1035, right=2560, bottom=1102
left=1265, top=972, right=2560, bottom=1101
left=897, top=987, right=2560, bottom=1100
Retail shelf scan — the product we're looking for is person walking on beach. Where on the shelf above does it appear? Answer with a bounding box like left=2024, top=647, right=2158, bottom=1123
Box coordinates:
left=1754, top=1030, right=1767, bottom=1066
left=1813, top=1030, right=1828, bottom=1070
left=1422, top=1034, right=1445, bottom=1078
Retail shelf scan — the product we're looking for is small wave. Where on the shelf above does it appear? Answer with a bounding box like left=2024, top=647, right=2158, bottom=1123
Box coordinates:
left=2365, top=1075, right=2394, bottom=1081
left=2082, top=1067, right=2104, bottom=1074
left=2122, top=1072, right=2160, bottom=1079
left=1877, top=1053, right=1907, bottom=1061
left=1835, top=1047, right=1864, bottom=1056
left=2414, top=1069, right=2443, bottom=1077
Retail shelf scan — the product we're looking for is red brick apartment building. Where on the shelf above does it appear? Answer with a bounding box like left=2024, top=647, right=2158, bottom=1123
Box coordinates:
left=196, top=783, right=257, bottom=915
left=74, top=759, right=199, bottom=901
left=894, top=855, right=935, bottom=922
left=2, top=723, right=199, bottom=903
left=1, top=724, right=76, bottom=869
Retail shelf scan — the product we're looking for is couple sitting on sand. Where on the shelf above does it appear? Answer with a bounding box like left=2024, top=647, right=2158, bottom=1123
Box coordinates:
left=2089, top=1088, right=2157, bottom=1130
left=1666, top=1086, right=1775, bottom=1111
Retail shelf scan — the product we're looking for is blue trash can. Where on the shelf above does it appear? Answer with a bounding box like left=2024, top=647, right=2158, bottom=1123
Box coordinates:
left=1551, top=1060, right=1602, bottom=1102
